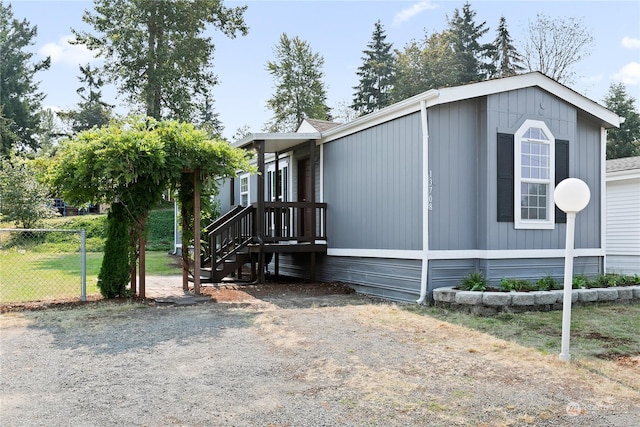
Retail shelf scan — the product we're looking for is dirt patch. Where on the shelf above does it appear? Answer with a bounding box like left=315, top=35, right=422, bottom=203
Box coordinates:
left=1, top=285, right=640, bottom=426
left=200, top=280, right=356, bottom=306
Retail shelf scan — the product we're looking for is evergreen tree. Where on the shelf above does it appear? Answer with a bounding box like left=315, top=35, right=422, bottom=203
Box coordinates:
left=265, top=33, right=331, bottom=132
left=0, top=2, right=51, bottom=156
left=98, top=202, right=131, bottom=298
left=58, top=64, right=113, bottom=134
left=603, top=83, right=640, bottom=159
left=351, top=20, right=395, bottom=116
left=446, top=2, right=494, bottom=84
left=491, top=15, right=524, bottom=78
left=197, top=93, right=224, bottom=139
left=73, top=0, right=248, bottom=121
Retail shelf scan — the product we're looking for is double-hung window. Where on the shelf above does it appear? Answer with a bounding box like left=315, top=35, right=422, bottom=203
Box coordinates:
left=239, top=173, right=250, bottom=207
left=514, top=120, right=555, bottom=229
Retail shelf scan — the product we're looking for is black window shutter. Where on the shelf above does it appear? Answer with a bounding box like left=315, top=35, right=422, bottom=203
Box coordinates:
left=497, top=133, right=514, bottom=222
left=555, top=139, right=570, bottom=223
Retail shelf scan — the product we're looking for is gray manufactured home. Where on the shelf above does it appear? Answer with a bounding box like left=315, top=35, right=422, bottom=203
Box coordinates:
left=211, top=72, right=621, bottom=302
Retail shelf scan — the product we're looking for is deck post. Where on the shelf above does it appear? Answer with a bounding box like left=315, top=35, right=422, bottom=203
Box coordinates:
left=255, top=140, right=266, bottom=284
left=309, top=139, right=316, bottom=242
left=193, top=170, right=201, bottom=294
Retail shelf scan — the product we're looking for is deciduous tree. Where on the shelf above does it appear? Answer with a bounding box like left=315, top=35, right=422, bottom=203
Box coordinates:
left=265, top=33, right=331, bottom=132
left=73, top=0, right=248, bottom=121
left=392, top=30, right=457, bottom=102
left=521, top=13, right=594, bottom=84
left=0, top=156, right=58, bottom=228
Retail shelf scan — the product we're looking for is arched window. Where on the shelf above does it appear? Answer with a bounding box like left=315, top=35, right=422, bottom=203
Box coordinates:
left=514, top=120, right=555, bottom=229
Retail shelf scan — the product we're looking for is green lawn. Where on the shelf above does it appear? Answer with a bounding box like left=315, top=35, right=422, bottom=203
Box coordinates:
left=410, top=304, right=640, bottom=361
left=0, top=251, right=182, bottom=303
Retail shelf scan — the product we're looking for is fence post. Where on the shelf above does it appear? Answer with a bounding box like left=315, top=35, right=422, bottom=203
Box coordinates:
left=80, top=229, right=87, bottom=301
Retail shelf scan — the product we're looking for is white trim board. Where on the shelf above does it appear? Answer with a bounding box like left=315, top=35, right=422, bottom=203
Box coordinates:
left=326, top=248, right=605, bottom=260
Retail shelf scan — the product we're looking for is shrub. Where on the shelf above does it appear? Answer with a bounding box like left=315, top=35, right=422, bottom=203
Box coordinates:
left=572, top=274, right=589, bottom=289
left=98, top=203, right=131, bottom=298
left=459, top=272, right=487, bottom=291
left=536, top=275, right=561, bottom=291
left=499, top=277, right=535, bottom=292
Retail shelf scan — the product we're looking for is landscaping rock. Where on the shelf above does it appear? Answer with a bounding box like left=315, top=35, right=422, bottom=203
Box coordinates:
left=575, top=289, right=598, bottom=302
left=482, top=292, right=512, bottom=306
left=433, top=288, right=459, bottom=303
left=632, top=286, right=640, bottom=299
left=597, top=288, right=619, bottom=301
left=510, top=293, right=535, bottom=306
left=530, top=291, right=557, bottom=305
left=550, top=289, right=578, bottom=303
left=455, top=291, right=483, bottom=305
left=616, top=287, right=634, bottom=300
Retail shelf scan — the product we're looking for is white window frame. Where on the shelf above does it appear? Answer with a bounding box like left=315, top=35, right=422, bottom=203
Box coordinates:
left=514, top=119, right=555, bottom=230
left=239, top=173, right=250, bottom=207
left=266, top=157, right=290, bottom=202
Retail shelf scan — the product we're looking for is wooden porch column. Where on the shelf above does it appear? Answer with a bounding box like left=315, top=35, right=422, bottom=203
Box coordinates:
left=309, top=139, right=317, bottom=282
left=193, top=170, right=201, bottom=294
left=255, top=140, right=266, bottom=284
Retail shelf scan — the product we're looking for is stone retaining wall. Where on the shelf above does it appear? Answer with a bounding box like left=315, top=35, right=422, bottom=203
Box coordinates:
left=433, top=286, right=640, bottom=315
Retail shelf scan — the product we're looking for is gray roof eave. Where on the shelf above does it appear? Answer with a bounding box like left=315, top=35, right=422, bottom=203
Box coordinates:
left=233, top=132, right=322, bottom=153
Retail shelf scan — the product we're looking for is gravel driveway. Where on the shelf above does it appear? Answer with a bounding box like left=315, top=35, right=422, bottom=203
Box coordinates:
left=1, top=283, right=639, bottom=426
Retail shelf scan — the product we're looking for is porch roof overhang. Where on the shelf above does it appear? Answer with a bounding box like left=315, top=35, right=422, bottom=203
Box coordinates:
left=233, top=132, right=322, bottom=153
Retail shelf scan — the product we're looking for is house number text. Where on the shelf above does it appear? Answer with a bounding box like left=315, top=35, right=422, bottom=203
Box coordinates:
left=428, top=170, right=433, bottom=211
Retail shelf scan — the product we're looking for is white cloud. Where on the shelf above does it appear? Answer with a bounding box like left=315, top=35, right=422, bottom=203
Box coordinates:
left=39, top=35, right=99, bottom=66
left=393, top=1, right=439, bottom=27
left=613, top=62, right=640, bottom=85
left=621, top=36, right=640, bottom=49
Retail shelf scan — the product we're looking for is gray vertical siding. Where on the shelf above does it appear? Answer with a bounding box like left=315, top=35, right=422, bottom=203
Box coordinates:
left=216, top=178, right=233, bottom=215
left=483, top=87, right=602, bottom=250
left=428, top=99, right=483, bottom=250
left=323, top=114, right=423, bottom=250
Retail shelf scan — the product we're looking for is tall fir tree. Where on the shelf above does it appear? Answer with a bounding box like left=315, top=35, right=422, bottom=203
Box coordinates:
left=58, top=64, right=113, bottom=134
left=603, top=83, right=640, bottom=159
left=351, top=20, right=396, bottom=116
left=73, top=0, right=248, bottom=121
left=0, top=2, right=51, bottom=156
left=265, top=33, right=331, bottom=132
left=446, top=2, right=494, bottom=84
left=491, top=15, right=524, bottom=78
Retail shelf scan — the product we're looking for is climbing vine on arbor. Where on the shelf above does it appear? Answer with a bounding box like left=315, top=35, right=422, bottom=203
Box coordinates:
left=47, top=116, right=253, bottom=297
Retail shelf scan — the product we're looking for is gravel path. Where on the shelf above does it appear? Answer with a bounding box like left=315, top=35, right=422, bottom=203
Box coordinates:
left=1, top=287, right=639, bottom=426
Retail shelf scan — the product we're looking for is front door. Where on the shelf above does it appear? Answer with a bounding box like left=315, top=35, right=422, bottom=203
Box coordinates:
left=297, top=158, right=312, bottom=238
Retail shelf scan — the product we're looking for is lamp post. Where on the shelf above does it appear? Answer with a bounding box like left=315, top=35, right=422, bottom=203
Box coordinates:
left=554, top=178, right=591, bottom=362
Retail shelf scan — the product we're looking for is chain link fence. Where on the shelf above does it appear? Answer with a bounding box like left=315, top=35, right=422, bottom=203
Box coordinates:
left=0, top=229, right=87, bottom=304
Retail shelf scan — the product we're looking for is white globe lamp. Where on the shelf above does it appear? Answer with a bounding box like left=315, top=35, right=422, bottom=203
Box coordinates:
left=554, top=178, right=590, bottom=362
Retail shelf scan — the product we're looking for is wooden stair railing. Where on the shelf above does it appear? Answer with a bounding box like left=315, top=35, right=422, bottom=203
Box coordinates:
left=199, top=205, right=255, bottom=283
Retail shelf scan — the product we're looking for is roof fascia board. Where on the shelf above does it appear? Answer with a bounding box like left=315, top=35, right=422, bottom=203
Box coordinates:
left=234, top=132, right=321, bottom=150
left=321, top=89, right=439, bottom=142
left=321, top=73, right=620, bottom=144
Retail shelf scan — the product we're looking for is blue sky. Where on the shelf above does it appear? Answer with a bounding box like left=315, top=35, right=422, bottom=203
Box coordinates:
left=9, top=0, right=640, bottom=140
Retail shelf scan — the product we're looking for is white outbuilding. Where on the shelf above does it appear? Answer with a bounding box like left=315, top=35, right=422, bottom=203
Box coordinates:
left=606, top=156, right=640, bottom=275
